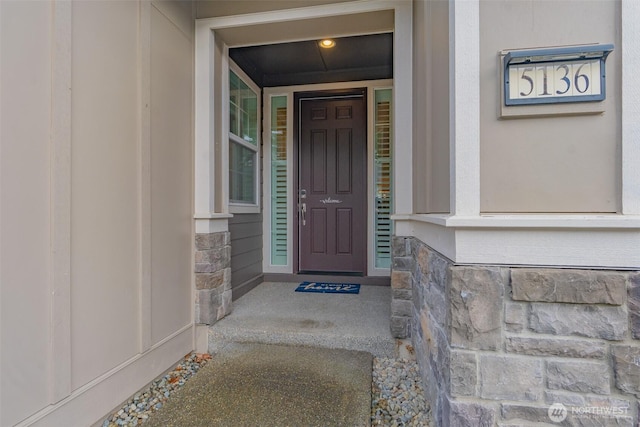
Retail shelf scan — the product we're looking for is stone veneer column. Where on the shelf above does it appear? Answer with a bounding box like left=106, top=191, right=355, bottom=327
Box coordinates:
left=391, top=235, right=640, bottom=427
left=194, top=232, right=232, bottom=325
left=390, top=236, right=414, bottom=338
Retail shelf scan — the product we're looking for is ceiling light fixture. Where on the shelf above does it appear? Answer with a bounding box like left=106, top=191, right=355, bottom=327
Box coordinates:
left=319, top=39, right=335, bottom=48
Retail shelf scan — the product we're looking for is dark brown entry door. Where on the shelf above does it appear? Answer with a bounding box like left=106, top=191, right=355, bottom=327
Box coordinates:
left=298, top=94, right=367, bottom=273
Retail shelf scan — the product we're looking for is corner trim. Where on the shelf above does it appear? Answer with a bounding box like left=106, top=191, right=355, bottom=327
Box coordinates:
left=621, top=0, right=640, bottom=214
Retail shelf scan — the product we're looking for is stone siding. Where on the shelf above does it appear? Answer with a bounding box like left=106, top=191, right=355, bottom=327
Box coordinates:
left=194, top=232, right=232, bottom=324
left=391, top=236, right=640, bottom=427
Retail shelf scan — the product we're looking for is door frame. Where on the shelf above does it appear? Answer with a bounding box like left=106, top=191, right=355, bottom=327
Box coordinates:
left=194, top=1, right=413, bottom=274
left=293, top=88, right=368, bottom=274
left=263, top=80, right=392, bottom=276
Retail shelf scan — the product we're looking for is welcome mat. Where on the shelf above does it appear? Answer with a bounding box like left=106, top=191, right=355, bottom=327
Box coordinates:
left=295, top=282, right=360, bottom=294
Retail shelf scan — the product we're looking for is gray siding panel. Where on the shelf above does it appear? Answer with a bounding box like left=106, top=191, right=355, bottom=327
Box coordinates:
left=231, top=247, right=262, bottom=271
left=229, top=213, right=263, bottom=293
left=232, top=264, right=262, bottom=289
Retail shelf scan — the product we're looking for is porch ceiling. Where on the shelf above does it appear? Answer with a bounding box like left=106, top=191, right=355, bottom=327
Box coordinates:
left=229, top=32, right=393, bottom=87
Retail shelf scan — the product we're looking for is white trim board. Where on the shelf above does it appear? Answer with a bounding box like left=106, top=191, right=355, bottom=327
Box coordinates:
left=393, top=213, right=640, bottom=229
left=622, top=0, right=640, bottom=215
left=395, top=214, right=640, bottom=269
left=194, top=214, right=232, bottom=234
left=449, top=0, right=480, bottom=216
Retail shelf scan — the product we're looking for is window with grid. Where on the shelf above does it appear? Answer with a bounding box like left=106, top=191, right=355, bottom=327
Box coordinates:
left=229, top=70, right=259, bottom=206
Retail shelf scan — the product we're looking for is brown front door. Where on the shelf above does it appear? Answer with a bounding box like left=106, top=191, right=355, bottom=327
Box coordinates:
left=297, top=91, right=367, bottom=274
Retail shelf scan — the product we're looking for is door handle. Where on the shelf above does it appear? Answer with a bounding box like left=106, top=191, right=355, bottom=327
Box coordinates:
left=299, top=188, right=307, bottom=226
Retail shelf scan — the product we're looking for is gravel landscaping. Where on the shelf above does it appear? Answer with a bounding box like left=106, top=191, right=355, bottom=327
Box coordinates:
left=103, top=351, right=432, bottom=427
left=102, top=353, right=212, bottom=427
left=371, top=357, right=432, bottom=426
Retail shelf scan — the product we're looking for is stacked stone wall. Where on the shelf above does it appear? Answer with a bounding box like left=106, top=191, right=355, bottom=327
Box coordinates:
left=194, top=232, right=232, bottom=324
left=391, top=236, right=640, bottom=427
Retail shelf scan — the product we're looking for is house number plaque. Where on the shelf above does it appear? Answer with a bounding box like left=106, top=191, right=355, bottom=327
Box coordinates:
left=503, top=44, right=613, bottom=106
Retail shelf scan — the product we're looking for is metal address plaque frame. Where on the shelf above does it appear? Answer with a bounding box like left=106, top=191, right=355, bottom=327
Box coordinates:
left=503, top=44, right=614, bottom=106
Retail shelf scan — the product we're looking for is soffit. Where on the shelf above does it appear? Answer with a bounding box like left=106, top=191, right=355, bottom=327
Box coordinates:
left=230, top=32, right=393, bottom=87
left=209, top=8, right=394, bottom=88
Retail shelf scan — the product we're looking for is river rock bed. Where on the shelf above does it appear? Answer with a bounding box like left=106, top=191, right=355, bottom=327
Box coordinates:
left=102, top=353, right=211, bottom=427
left=371, top=356, right=432, bottom=426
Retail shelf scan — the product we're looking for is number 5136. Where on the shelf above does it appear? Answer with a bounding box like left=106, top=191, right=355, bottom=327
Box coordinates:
left=509, top=60, right=601, bottom=100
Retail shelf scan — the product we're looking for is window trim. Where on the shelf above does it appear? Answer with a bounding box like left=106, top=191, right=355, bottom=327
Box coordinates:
left=228, top=61, right=261, bottom=214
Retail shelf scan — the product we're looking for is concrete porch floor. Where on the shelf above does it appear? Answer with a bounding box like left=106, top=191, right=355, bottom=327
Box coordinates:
left=208, top=281, right=398, bottom=357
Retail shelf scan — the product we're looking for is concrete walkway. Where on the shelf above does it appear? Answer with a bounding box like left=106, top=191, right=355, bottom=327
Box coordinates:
left=144, top=282, right=395, bottom=426
left=208, top=281, right=397, bottom=357
left=145, top=343, right=373, bottom=427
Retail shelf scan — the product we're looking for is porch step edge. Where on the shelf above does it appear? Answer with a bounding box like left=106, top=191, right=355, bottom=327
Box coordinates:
left=208, top=328, right=398, bottom=358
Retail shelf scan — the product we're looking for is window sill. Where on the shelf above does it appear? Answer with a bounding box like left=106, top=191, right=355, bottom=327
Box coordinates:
left=229, top=203, right=260, bottom=214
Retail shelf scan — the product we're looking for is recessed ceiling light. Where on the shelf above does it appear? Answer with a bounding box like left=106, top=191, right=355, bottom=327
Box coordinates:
left=319, top=39, right=335, bottom=49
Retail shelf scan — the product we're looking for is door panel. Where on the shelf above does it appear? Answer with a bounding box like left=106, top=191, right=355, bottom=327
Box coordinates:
left=336, top=131, right=352, bottom=193
left=336, top=208, right=353, bottom=254
left=298, top=94, right=366, bottom=273
left=311, top=131, right=327, bottom=193
left=311, top=208, right=327, bottom=254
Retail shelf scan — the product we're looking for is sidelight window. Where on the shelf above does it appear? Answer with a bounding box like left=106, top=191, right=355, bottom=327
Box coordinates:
left=374, top=88, right=393, bottom=269
left=270, top=96, right=288, bottom=265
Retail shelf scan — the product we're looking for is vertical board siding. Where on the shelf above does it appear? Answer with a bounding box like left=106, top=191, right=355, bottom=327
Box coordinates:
left=0, top=2, right=196, bottom=425
left=70, top=0, right=140, bottom=390
left=149, top=3, right=193, bottom=345
left=0, top=2, right=53, bottom=424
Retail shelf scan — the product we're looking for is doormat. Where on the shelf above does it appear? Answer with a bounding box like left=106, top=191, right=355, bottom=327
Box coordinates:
left=295, top=282, right=360, bottom=294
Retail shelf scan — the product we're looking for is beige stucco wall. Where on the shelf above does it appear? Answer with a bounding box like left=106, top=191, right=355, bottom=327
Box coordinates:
left=413, top=0, right=451, bottom=214
left=480, top=0, right=621, bottom=213
left=1, top=1, right=194, bottom=425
